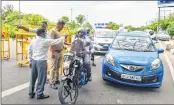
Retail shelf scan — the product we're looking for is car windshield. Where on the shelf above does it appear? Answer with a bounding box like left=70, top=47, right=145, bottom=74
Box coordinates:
left=159, top=32, right=168, bottom=35
left=96, top=31, right=115, bottom=38
left=111, top=35, right=155, bottom=52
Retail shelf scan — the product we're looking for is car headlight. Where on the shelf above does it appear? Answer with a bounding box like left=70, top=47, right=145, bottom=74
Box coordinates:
left=150, top=59, right=160, bottom=70
left=106, top=54, right=115, bottom=66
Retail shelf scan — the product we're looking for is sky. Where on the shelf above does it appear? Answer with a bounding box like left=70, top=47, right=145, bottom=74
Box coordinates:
left=2, top=1, right=174, bottom=27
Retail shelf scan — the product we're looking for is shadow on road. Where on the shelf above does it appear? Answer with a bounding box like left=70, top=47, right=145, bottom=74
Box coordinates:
left=102, top=80, right=161, bottom=93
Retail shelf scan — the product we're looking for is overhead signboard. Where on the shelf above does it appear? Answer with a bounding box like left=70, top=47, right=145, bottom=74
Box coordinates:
left=158, top=0, right=174, bottom=7
left=94, top=23, right=108, bottom=28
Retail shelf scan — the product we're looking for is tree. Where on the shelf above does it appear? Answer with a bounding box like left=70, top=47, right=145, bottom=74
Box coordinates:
left=160, top=19, right=170, bottom=31
left=147, top=20, right=158, bottom=32
left=22, top=14, right=48, bottom=25
left=83, top=22, right=93, bottom=29
left=75, top=14, right=86, bottom=26
left=60, top=16, right=69, bottom=23
left=139, top=26, right=147, bottom=31
left=2, top=4, right=14, bottom=20
left=125, top=25, right=135, bottom=32
left=67, top=20, right=80, bottom=35
left=107, top=22, right=119, bottom=30
left=167, top=23, right=174, bottom=39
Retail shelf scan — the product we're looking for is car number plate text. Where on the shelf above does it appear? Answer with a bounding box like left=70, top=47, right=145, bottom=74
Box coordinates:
left=121, top=74, right=142, bottom=81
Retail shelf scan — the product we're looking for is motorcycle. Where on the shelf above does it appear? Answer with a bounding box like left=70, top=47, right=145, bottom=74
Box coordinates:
left=58, top=48, right=89, bottom=104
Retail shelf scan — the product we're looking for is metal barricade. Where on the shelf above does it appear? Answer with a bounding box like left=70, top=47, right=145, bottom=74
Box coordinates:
left=16, top=32, right=36, bottom=67
left=15, top=25, right=39, bottom=67
left=1, top=25, right=10, bottom=59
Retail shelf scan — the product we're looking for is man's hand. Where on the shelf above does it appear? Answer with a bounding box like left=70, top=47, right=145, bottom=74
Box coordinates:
left=17, top=25, right=23, bottom=29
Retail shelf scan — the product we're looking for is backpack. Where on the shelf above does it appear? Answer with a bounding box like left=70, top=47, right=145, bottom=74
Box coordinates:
left=71, top=38, right=85, bottom=53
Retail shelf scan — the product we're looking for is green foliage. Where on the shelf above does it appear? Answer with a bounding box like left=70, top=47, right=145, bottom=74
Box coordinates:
left=82, top=22, right=93, bottom=30
left=125, top=25, right=135, bottom=32
left=60, top=16, right=69, bottom=23
left=1, top=4, right=94, bottom=37
left=167, top=23, right=174, bottom=37
left=75, top=14, right=86, bottom=26
left=107, top=22, right=119, bottom=30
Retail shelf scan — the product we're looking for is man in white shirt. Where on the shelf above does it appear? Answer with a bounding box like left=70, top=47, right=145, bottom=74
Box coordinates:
left=28, top=28, right=65, bottom=99
left=17, top=21, right=48, bottom=67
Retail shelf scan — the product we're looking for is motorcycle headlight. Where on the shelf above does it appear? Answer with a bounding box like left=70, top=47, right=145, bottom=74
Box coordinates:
left=106, top=54, right=115, bottom=66
left=63, top=61, right=71, bottom=69
left=150, top=59, right=160, bottom=70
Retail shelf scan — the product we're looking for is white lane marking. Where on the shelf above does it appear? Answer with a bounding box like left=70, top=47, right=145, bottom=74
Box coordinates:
left=1, top=56, right=102, bottom=98
left=2, top=82, right=29, bottom=98
left=159, top=41, right=174, bottom=82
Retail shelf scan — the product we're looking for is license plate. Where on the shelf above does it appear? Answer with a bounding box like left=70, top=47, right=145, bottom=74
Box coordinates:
left=121, top=74, right=142, bottom=81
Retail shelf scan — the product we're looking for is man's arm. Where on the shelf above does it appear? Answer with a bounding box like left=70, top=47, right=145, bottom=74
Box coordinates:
left=17, top=26, right=29, bottom=31
left=48, top=29, right=55, bottom=56
left=17, top=25, right=37, bottom=33
left=45, top=37, right=65, bottom=47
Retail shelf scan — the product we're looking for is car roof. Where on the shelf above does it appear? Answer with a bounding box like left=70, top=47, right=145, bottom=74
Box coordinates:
left=117, top=32, right=150, bottom=37
left=95, top=28, right=115, bottom=32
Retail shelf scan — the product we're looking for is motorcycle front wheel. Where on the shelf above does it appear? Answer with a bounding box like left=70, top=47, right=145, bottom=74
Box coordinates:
left=58, top=79, right=79, bottom=104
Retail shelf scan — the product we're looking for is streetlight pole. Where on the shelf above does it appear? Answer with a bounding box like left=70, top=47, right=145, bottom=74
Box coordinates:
left=86, top=15, right=88, bottom=22
left=157, top=7, right=161, bottom=33
left=18, top=0, right=21, bottom=25
left=70, top=8, right=72, bottom=22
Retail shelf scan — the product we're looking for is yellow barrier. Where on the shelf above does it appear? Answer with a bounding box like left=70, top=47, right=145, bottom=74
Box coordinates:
left=15, top=25, right=72, bottom=79
left=15, top=25, right=39, bottom=67
left=16, top=32, right=36, bottom=67
left=1, top=25, right=10, bottom=59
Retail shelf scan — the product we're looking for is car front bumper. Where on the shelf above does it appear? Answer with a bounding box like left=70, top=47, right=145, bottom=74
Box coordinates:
left=102, top=59, right=164, bottom=88
left=158, top=37, right=169, bottom=41
left=94, top=45, right=109, bottom=54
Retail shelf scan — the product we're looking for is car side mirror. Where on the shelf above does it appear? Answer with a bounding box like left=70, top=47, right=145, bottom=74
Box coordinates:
left=103, top=44, right=109, bottom=49
left=158, top=48, right=164, bottom=54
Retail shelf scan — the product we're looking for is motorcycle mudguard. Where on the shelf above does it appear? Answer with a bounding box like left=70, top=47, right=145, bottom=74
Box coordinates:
left=61, top=76, right=72, bottom=81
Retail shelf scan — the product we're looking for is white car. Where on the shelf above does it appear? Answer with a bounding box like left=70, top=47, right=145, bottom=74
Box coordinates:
left=157, top=32, right=170, bottom=41
left=93, top=29, right=116, bottom=54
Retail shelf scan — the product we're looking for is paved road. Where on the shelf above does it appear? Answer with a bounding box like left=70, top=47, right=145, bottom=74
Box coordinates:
left=1, top=40, right=174, bottom=104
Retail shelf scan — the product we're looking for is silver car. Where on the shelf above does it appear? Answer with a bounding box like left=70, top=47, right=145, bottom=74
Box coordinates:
left=157, top=32, right=170, bottom=41
left=93, top=29, right=116, bottom=54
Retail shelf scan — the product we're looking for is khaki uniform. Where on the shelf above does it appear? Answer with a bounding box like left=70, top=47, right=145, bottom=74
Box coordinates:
left=47, top=28, right=64, bottom=84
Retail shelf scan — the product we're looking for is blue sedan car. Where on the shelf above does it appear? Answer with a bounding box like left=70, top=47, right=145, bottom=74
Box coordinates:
left=102, top=32, right=164, bottom=88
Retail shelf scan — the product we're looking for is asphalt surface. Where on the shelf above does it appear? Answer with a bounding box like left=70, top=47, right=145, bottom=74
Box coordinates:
left=1, top=40, right=174, bottom=104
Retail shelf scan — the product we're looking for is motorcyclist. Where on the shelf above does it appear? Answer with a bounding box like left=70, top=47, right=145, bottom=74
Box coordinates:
left=85, top=28, right=96, bottom=66
left=72, top=28, right=92, bottom=81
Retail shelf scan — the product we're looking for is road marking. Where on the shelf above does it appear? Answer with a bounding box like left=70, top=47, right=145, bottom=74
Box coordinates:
left=1, top=56, right=102, bottom=98
left=2, top=82, right=29, bottom=98
left=159, top=41, right=174, bottom=82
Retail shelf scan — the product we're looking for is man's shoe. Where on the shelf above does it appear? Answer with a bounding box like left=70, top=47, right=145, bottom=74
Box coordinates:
left=37, top=94, right=49, bottom=99
left=49, top=84, right=58, bottom=90
left=88, top=77, right=92, bottom=81
left=55, top=80, right=60, bottom=84
left=29, top=93, right=35, bottom=99
left=92, top=63, right=96, bottom=66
